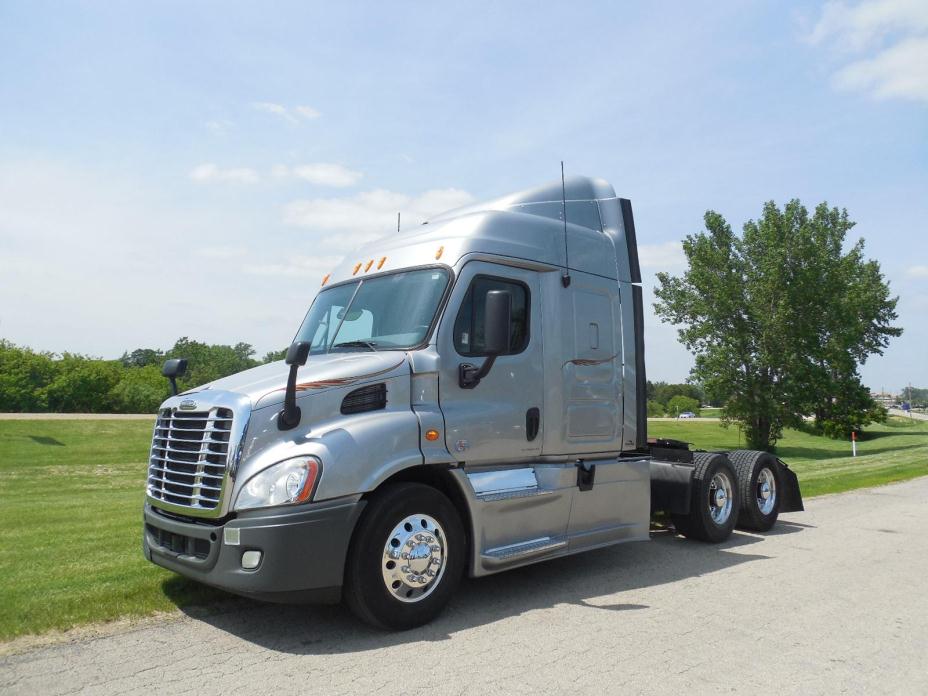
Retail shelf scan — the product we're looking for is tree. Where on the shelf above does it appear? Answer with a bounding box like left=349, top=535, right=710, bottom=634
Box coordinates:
left=262, top=348, right=288, bottom=363
left=648, top=381, right=704, bottom=407
left=109, top=364, right=168, bottom=413
left=647, top=400, right=665, bottom=417
left=666, top=395, right=701, bottom=418
left=0, top=340, right=56, bottom=411
left=654, top=200, right=900, bottom=451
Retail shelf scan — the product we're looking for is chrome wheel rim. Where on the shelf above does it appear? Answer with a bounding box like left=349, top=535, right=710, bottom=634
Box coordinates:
left=382, top=513, right=447, bottom=603
left=756, top=467, right=777, bottom=516
left=708, top=471, right=733, bottom=526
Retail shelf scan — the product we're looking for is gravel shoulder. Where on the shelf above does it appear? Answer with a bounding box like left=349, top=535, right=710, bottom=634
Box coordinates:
left=2, top=477, right=927, bottom=695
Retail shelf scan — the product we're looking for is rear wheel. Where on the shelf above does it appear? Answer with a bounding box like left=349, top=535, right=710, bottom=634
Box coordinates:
left=344, top=482, right=465, bottom=630
left=672, top=452, right=739, bottom=543
left=729, top=450, right=781, bottom=531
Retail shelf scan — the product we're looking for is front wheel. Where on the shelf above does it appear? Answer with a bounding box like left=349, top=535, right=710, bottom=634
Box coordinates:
left=344, top=482, right=465, bottom=630
left=672, top=452, right=740, bottom=543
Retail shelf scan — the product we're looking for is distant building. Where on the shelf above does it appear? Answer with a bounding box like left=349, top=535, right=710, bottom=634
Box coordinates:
left=870, top=392, right=897, bottom=407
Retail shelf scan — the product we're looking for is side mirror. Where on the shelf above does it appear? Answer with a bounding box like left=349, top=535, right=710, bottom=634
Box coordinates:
left=285, top=341, right=311, bottom=366
left=279, top=341, right=311, bottom=430
left=483, top=290, right=511, bottom=356
left=161, top=358, right=188, bottom=396
left=459, top=290, right=511, bottom=389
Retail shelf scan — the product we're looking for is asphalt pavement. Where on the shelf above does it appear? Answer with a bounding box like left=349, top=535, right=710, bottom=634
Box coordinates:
left=2, top=477, right=927, bottom=695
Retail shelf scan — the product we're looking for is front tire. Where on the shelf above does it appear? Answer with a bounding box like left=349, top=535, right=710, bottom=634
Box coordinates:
left=672, top=452, right=740, bottom=543
left=344, top=483, right=465, bottom=630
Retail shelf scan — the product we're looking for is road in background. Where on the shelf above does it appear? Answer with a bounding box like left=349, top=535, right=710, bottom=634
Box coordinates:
left=2, top=478, right=927, bottom=695
left=0, top=414, right=154, bottom=420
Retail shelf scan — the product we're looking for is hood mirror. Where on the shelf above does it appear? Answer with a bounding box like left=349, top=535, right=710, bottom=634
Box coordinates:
left=161, top=358, right=188, bottom=396
left=279, top=341, right=310, bottom=430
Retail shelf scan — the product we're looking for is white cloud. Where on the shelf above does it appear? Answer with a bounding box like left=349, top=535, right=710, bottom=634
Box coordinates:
left=807, top=0, right=928, bottom=103
left=283, top=188, right=475, bottom=252
left=906, top=264, right=928, bottom=278
left=275, top=163, right=363, bottom=187
left=293, top=105, right=321, bottom=119
left=833, top=36, right=928, bottom=101
left=189, top=163, right=259, bottom=183
left=252, top=102, right=321, bottom=123
left=638, top=241, right=686, bottom=270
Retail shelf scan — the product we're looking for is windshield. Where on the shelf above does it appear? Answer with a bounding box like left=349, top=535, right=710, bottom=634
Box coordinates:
left=295, top=268, right=450, bottom=353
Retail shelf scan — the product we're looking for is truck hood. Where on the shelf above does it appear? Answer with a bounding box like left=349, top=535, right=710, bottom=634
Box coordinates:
left=183, top=351, right=410, bottom=410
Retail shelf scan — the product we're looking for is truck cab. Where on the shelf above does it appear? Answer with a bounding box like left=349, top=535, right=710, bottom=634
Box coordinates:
left=143, top=176, right=802, bottom=628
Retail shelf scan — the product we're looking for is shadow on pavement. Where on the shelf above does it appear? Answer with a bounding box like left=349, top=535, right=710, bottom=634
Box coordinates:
left=170, top=524, right=807, bottom=654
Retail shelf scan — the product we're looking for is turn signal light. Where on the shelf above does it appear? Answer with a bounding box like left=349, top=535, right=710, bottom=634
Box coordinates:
left=425, top=429, right=440, bottom=441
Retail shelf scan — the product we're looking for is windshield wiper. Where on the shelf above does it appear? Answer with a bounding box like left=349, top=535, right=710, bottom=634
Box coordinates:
left=332, top=340, right=378, bottom=352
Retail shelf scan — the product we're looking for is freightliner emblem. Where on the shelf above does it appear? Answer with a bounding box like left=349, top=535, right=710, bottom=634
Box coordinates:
left=178, top=399, right=198, bottom=411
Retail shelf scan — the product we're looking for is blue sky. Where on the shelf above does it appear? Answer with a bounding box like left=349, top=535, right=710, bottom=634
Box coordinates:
left=1, top=0, right=926, bottom=391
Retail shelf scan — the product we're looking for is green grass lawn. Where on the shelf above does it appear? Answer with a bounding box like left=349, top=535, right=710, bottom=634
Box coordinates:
left=0, top=416, right=925, bottom=642
left=0, top=419, right=227, bottom=642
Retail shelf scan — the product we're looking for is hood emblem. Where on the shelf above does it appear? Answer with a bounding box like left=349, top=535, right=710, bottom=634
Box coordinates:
left=179, top=399, right=198, bottom=411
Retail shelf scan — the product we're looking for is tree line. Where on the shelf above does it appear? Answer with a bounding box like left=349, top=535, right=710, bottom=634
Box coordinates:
left=0, top=338, right=286, bottom=414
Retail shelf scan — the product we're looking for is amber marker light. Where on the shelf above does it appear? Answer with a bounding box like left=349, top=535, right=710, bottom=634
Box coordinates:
left=364, top=259, right=374, bottom=272
left=435, top=245, right=444, bottom=260
left=425, top=429, right=440, bottom=441
left=352, top=262, right=362, bottom=275
left=321, top=273, right=330, bottom=286
left=377, top=256, right=387, bottom=269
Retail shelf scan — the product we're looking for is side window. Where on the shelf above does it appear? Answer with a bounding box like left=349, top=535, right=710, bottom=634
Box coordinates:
left=453, top=276, right=529, bottom=356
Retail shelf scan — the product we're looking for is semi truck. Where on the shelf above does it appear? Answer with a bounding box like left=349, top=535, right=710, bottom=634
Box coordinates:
left=143, top=176, right=803, bottom=629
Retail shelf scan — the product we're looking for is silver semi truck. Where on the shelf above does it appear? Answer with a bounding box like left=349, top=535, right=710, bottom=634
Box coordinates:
left=143, top=176, right=803, bottom=629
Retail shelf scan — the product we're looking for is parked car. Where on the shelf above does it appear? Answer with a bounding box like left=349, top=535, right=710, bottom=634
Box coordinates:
left=678, top=411, right=696, bottom=419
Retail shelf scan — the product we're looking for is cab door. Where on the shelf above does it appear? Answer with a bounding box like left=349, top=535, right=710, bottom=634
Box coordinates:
left=436, top=261, right=544, bottom=464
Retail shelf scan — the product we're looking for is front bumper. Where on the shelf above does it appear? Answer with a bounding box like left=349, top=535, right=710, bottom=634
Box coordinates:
left=143, top=497, right=365, bottom=603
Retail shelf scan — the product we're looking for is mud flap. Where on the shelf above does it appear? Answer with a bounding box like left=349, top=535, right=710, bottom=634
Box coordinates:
left=776, top=459, right=804, bottom=512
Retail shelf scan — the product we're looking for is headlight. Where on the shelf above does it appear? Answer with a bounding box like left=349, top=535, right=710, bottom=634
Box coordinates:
left=234, top=456, right=321, bottom=511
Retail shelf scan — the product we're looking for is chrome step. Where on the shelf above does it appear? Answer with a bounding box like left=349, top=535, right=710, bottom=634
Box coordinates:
left=481, top=536, right=567, bottom=568
left=475, top=487, right=554, bottom=503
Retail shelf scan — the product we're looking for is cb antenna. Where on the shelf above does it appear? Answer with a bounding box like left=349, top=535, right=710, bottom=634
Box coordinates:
left=560, top=161, right=571, bottom=287
left=397, top=212, right=401, bottom=233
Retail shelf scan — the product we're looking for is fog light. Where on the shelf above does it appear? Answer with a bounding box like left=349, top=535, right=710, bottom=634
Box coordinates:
left=241, top=550, right=262, bottom=569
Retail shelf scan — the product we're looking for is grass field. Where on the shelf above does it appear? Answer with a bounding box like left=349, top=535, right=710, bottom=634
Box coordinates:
left=0, top=416, right=926, bottom=641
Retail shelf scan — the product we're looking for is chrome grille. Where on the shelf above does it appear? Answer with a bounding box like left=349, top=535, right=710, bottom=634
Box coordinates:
left=147, top=407, right=233, bottom=511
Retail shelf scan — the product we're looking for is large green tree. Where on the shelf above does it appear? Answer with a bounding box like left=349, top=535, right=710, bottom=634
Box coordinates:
left=654, top=200, right=901, bottom=451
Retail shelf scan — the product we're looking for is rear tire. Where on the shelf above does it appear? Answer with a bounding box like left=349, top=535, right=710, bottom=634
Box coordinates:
left=344, top=482, right=465, bottom=630
left=729, top=450, right=781, bottom=532
left=672, top=452, right=739, bottom=543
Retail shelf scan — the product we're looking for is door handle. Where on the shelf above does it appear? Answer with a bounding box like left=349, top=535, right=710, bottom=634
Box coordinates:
left=526, top=407, right=540, bottom=441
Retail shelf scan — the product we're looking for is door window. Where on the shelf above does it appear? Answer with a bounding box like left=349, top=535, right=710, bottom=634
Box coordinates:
left=453, top=276, right=529, bottom=356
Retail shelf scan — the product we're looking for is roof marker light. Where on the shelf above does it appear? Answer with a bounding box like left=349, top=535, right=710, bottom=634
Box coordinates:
left=377, top=256, right=387, bottom=269
left=364, top=259, right=374, bottom=272
left=435, top=245, right=444, bottom=260
left=321, top=273, right=330, bottom=286
left=353, top=262, right=362, bottom=275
